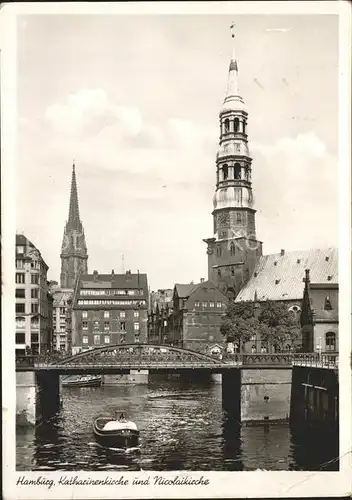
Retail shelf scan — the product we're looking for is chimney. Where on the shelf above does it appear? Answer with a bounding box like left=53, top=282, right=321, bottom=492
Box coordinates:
left=200, top=278, right=205, bottom=283
left=93, top=270, right=98, bottom=282
left=280, top=249, right=285, bottom=256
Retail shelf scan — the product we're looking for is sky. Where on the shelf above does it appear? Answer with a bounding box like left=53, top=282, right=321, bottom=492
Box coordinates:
left=16, top=14, right=339, bottom=291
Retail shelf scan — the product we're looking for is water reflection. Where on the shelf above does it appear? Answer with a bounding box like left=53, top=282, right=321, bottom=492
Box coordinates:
left=16, top=379, right=338, bottom=471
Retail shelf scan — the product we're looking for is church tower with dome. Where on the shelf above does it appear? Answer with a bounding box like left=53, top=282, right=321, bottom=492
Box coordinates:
left=203, top=25, right=262, bottom=299
left=60, top=162, right=88, bottom=289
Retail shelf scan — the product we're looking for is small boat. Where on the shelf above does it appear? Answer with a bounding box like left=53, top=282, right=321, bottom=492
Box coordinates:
left=93, top=413, right=139, bottom=449
left=62, top=375, right=102, bottom=388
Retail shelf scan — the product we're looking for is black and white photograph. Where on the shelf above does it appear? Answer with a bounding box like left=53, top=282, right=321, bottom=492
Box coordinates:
left=2, top=1, right=351, bottom=499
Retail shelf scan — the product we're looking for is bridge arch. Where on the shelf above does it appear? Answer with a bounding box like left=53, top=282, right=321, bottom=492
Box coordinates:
left=56, top=343, right=222, bottom=366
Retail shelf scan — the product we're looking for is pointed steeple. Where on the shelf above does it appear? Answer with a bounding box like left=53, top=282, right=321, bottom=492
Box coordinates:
left=222, top=23, right=245, bottom=113
left=67, top=161, right=82, bottom=230
left=300, top=269, right=314, bottom=327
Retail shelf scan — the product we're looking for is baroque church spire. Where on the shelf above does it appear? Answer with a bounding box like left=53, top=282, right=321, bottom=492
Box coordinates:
left=60, top=161, right=88, bottom=289
left=203, top=23, right=262, bottom=299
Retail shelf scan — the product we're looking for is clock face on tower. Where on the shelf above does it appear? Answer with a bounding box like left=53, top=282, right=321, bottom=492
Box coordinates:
left=217, top=212, right=229, bottom=228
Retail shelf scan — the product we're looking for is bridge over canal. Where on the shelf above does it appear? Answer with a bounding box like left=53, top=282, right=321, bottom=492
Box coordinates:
left=16, top=344, right=338, bottom=429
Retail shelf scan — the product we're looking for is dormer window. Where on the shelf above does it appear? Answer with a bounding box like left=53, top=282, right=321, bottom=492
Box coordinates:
left=275, top=279, right=280, bottom=285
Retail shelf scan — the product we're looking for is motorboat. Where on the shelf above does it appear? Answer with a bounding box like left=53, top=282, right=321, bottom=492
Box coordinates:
left=62, top=375, right=102, bottom=388
left=93, top=413, right=139, bottom=449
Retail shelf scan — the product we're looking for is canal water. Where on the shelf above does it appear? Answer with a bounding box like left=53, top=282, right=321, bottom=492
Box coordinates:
left=16, top=378, right=339, bottom=471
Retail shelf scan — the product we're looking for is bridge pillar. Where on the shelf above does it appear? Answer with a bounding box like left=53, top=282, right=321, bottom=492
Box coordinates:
left=16, top=371, right=37, bottom=426
left=241, top=369, right=292, bottom=423
left=290, top=366, right=339, bottom=427
left=222, top=369, right=241, bottom=417
left=36, top=372, right=60, bottom=422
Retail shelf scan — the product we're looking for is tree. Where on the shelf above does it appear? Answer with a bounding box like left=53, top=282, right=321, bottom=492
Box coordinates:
left=258, top=301, right=301, bottom=352
left=220, top=302, right=260, bottom=349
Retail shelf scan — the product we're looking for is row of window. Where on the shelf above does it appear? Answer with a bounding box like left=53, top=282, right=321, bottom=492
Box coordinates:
left=82, top=334, right=140, bottom=345
left=82, top=310, right=139, bottom=319
left=15, top=288, right=39, bottom=298
left=78, top=300, right=146, bottom=306
left=80, top=289, right=144, bottom=296
left=16, top=317, right=39, bottom=328
left=194, top=301, right=224, bottom=308
left=15, top=273, right=40, bottom=284
left=82, top=321, right=140, bottom=331
left=222, top=117, right=246, bottom=134
left=16, top=259, right=41, bottom=270
left=15, top=333, right=39, bottom=344
left=16, top=303, right=39, bottom=313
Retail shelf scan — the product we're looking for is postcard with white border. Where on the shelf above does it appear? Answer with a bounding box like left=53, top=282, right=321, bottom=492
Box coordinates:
left=1, top=1, right=352, bottom=499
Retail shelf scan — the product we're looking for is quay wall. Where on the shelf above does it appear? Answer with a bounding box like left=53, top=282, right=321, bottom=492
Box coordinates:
left=16, top=371, right=37, bottom=426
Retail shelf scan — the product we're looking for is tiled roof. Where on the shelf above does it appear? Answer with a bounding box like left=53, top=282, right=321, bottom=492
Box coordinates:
left=80, top=272, right=148, bottom=291
left=174, top=283, right=197, bottom=298
left=16, top=234, right=35, bottom=248
left=235, top=247, right=338, bottom=303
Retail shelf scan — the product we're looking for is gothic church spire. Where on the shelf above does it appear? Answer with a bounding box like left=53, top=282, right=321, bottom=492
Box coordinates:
left=67, top=161, right=81, bottom=230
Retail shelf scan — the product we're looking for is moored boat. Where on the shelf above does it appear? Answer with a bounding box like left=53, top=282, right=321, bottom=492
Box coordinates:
left=62, top=375, right=102, bottom=388
left=93, top=413, right=139, bottom=449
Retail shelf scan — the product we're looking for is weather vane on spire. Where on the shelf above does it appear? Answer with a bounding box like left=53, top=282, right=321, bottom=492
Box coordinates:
left=230, top=22, right=235, bottom=38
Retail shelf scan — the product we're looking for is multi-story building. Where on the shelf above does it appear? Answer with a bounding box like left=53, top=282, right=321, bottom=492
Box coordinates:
left=15, top=234, right=53, bottom=355
left=49, top=282, right=73, bottom=352
left=171, top=279, right=228, bottom=352
left=71, top=269, right=149, bottom=353
left=148, top=289, right=173, bottom=344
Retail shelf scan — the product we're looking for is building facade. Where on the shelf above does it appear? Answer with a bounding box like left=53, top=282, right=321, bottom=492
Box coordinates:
left=60, top=162, right=88, bottom=289
left=171, top=279, right=228, bottom=352
left=203, top=27, right=262, bottom=300
left=71, top=270, right=149, bottom=354
left=148, top=289, right=174, bottom=344
left=15, top=234, right=53, bottom=355
left=49, top=283, right=73, bottom=352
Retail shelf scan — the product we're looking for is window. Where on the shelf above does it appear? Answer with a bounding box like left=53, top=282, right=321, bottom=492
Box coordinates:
left=94, top=321, right=99, bottom=329
left=82, top=311, right=88, bottom=318
left=325, top=332, right=336, bottom=351
left=16, top=316, right=25, bottom=328
left=224, top=118, right=230, bottom=133
left=31, top=317, right=39, bottom=328
left=230, top=243, right=235, bottom=256
left=104, top=322, right=109, bottom=330
left=324, top=296, right=333, bottom=310
left=16, top=303, right=25, bottom=313
left=31, top=303, right=38, bottom=314
left=236, top=212, right=242, bottom=223
left=120, top=335, right=125, bottom=343
left=31, top=274, right=39, bottom=284
left=195, top=301, right=200, bottom=307
left=120, top=321, right=126, bottom=331
left=250, top=334, right=256, bottom=341
left=231, top=267, right=235, bottom=277
left=251, top=345, right=257, bottom=353
left=134, top=335, right=140, bottom=343
left=31, top=289, right=38, bottom=299
left=209, top=301, right=215, bottom=308
left=134, top=322, right=140, bottom=331
left=234, top=117, right=239, bottom=132
left=82, top=321, right=88, bottom=330
left=104, top=311, right=109, bottom=318
left=31, top=333, right=39, bottom=342
left=60, top=307, right=66, bottom=315
left=94, top=335, right=100, bottom=345
left=16, top=245, right=25, bottom=254
left=134, top=311, right=139, bottom=318
left=120, top=311, right=125, bottom=319
left=217, top=269, right=221, bottom=277
left=216, top=302, right=222, bottom=308
left=104, top=335, right=110, bottom=344
left=16, top=273, right=25, bottom=284
left=82, top=336, right=89, bottom=344
left=223, top=164, right=228, bottom=180
left=16, top=259, right=24, bottom=269
left=202, top=302, right=207, bottom=308
left=16, top=332, right=25, bottom=344
left=234, top=163, right=241, bottom=179
left=16, top=288, right=25, bottom=298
